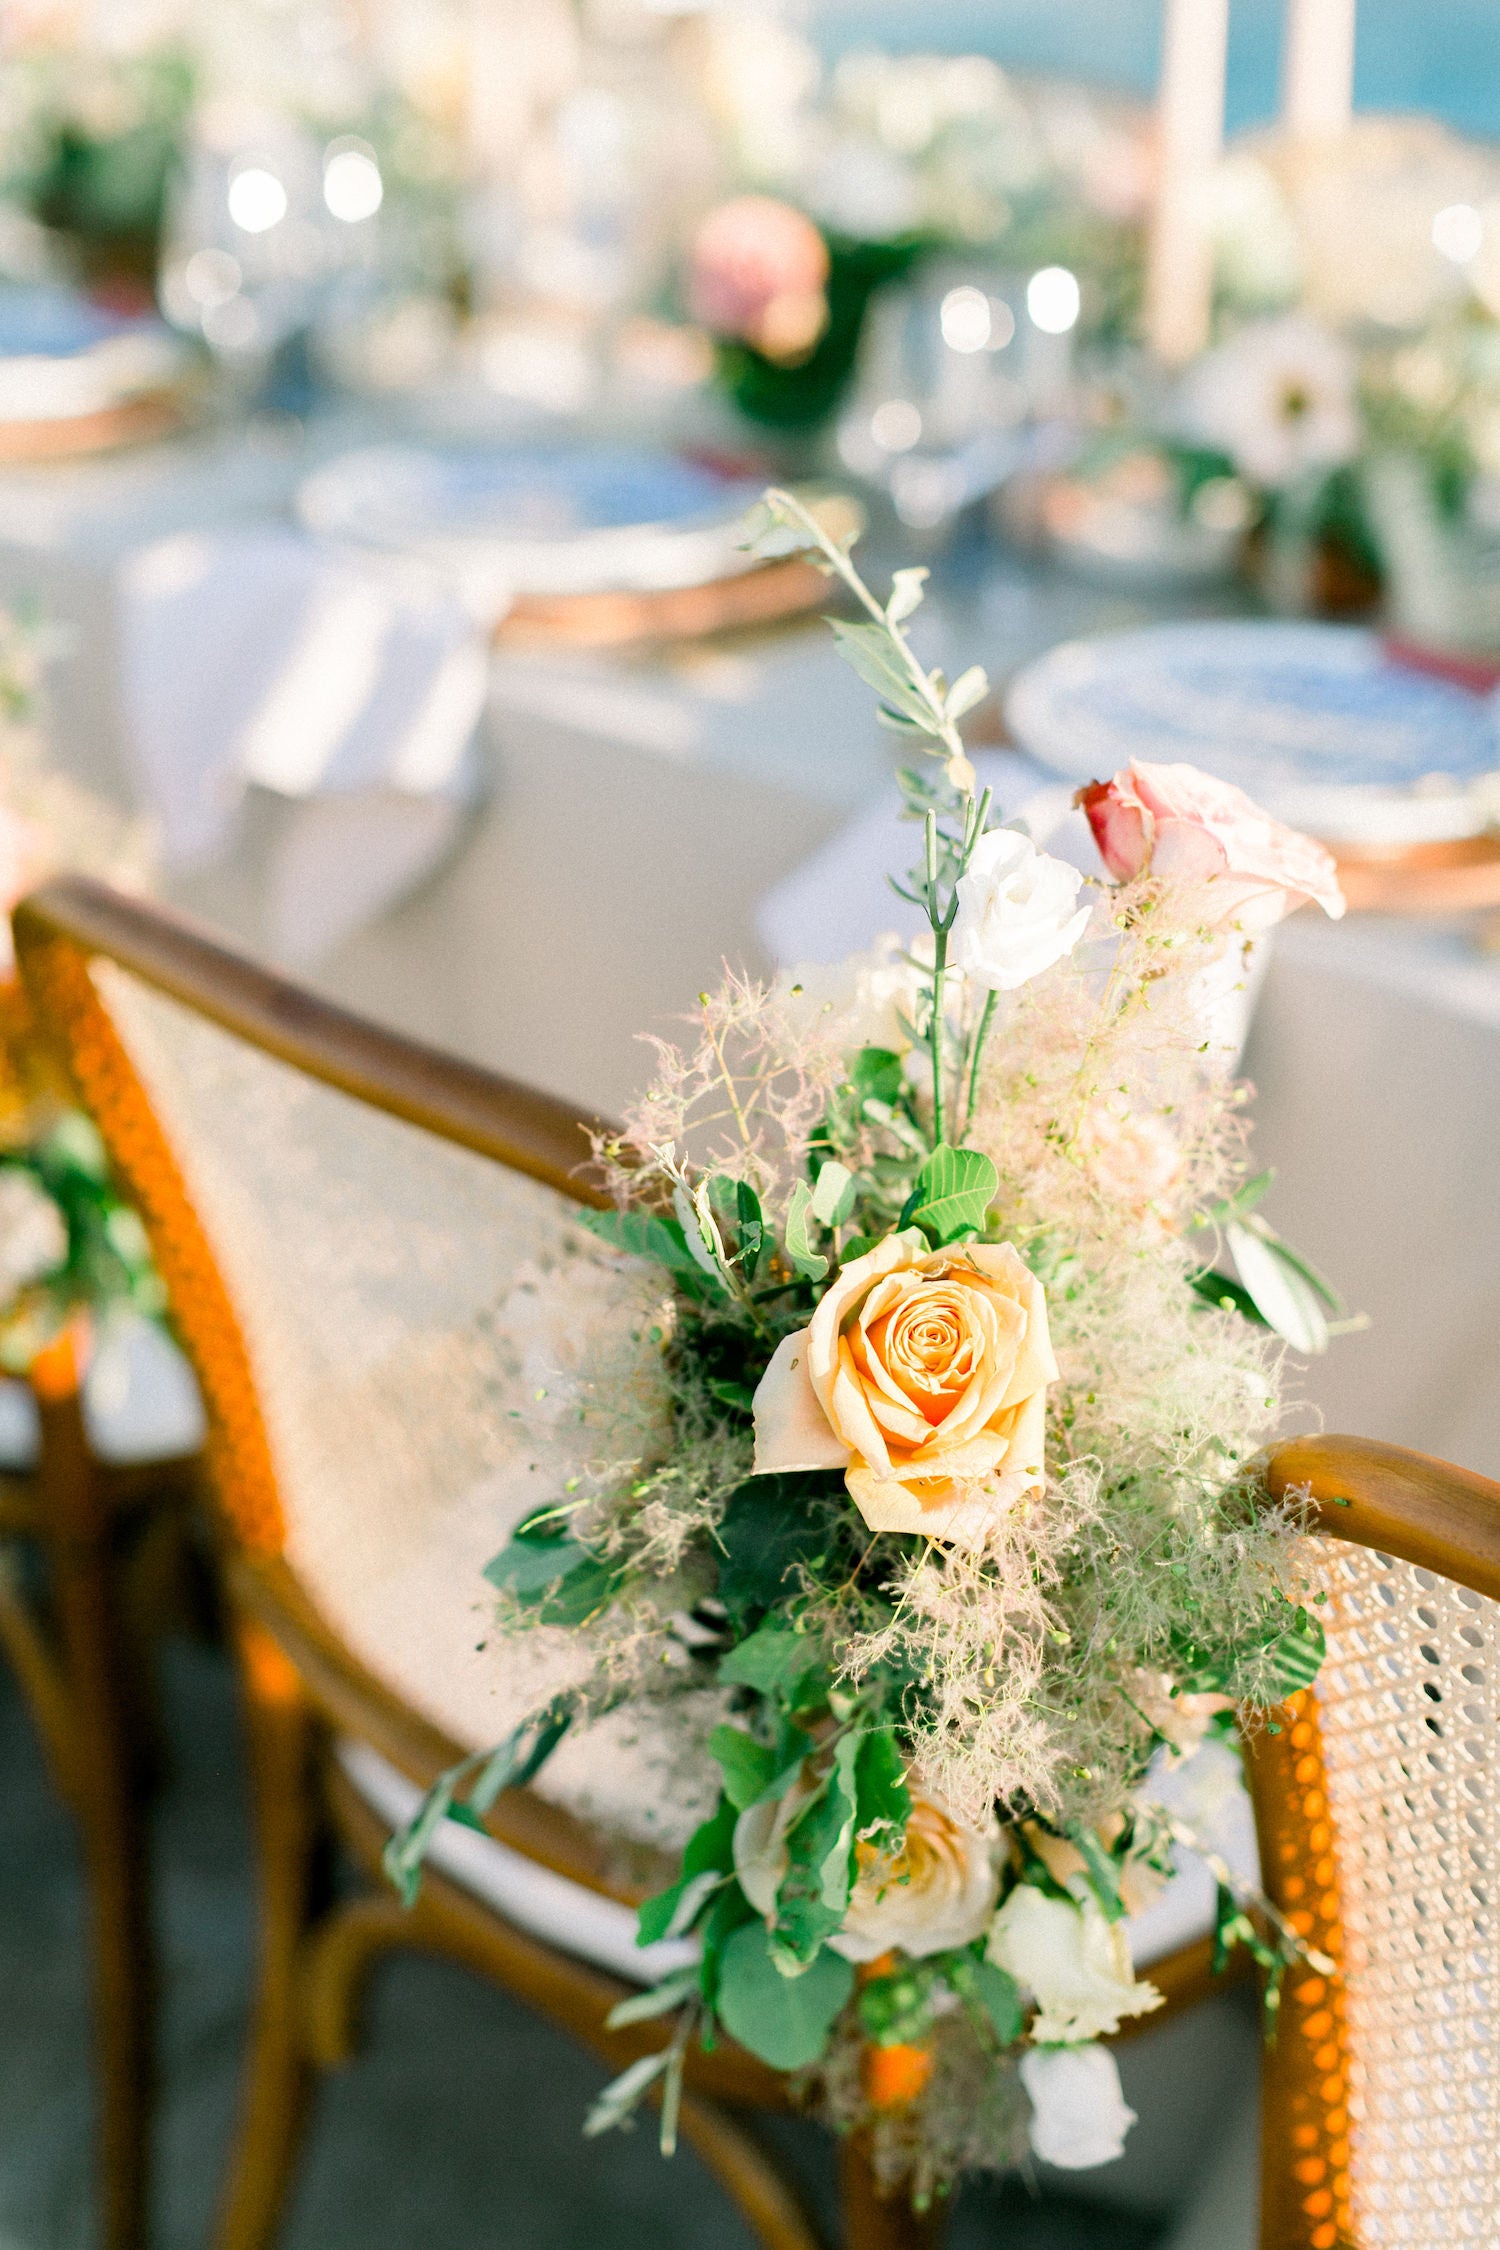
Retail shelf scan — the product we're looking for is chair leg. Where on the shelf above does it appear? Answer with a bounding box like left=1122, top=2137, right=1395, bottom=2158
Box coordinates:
left=838, top=2134, right=947, bottom=2250
left=675, top=2095, right=823, bottom=2250
left=36, top=1355, right=155, bottom=2250
left=213, top=1616, right=320, bottom=2250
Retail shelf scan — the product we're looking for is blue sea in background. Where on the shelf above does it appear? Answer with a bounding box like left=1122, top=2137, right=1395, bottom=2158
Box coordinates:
left=810, top=0, right=1500, bottom=142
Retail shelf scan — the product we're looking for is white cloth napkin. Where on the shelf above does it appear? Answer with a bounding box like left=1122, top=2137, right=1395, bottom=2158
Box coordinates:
left=116, top=525, right=488, bottom=962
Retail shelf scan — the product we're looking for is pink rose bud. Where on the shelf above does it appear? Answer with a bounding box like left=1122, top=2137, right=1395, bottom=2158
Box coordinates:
left=1076, top=759, right=1345, bottom=930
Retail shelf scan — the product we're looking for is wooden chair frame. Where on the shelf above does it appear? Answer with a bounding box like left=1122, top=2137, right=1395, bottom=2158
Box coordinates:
left=16, top=875, right=1498, bottom=2250
left=0, top=974, right=203, bottom=2250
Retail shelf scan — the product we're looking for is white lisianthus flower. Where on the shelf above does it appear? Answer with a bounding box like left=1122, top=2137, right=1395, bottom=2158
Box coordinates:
left=734, top=1782, right=999, bottom=1961
left=987, top=1883, right=1163, bottom=2043
left=1020, top=2043, right=1138, bottom=2170
left=951, top=831, right=1091, bottom=993
left=1175, top=315, right=1358, bottom=491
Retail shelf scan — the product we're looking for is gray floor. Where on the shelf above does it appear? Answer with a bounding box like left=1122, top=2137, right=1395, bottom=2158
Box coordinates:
left=0, top=1636, right=1168, bottom=2250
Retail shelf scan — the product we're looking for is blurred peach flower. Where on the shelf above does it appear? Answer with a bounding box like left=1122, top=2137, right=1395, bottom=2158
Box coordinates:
left=688, top=196, right=830, bottom=364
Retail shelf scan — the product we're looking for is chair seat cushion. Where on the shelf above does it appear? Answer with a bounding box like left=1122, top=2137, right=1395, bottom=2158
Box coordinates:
left=334, top=1736, right=700, bottom=1987
left=0, top=1312, right=206, bottom=1471
left=336, top=1733, right=1260, bottom=1987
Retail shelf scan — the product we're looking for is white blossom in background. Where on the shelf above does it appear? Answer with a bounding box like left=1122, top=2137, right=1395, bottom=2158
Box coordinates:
left=1176, top=315, right=1359, bottom=491
left=951, top=830, right=1091, bottom=992
left=1020, top=2043, right=1138, bottom=2170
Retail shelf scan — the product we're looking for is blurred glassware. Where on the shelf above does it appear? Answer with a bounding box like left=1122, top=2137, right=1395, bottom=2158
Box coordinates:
left=836, top=259, right=1083, bottom=533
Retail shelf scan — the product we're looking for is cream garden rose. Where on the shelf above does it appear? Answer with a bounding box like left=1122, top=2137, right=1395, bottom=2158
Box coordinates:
left=734, top=1781, right=999, bottom=1961
left=987, top=1883, right=1162, bottom=2043
left=751, top=1228, right=1056, bottom=1547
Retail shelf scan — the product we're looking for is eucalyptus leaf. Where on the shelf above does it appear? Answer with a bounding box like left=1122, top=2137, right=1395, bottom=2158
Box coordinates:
left=1226, top=1222, right=1329, bottom=1354
left=715, top=1923, right=855, bottom=2070
left=887, top=566, right=929, bottom=624
left=579, top=1207, right=703, bottom=1279
left=637, top=1798, right=738, bottom=1946
left=605, top=1968, right=701, bottom=2030
left=829, top=620, right=933, bottom=728
left=783, top=1181, right=828, bottom=1282
left=810, top=1160, right=857, bottom=1228
left=945, top=664, right=990, bottom=721
left=583, top=2048, right=673, bottom=2137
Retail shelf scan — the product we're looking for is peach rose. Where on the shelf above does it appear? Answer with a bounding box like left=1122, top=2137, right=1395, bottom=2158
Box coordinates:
left=687, top=196, right=830, bottom=363
left=735, top=1781, right=999, bottom=1962
left=751, top=1228, right=1056, bottom=1547
left=1076, top=759, right=1344, bottom=931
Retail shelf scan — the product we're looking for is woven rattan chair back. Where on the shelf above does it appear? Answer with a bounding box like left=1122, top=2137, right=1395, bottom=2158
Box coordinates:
left=12, top=878, right=667, bottom=1851
left=1254, top=1436, right=1500, bottom=2250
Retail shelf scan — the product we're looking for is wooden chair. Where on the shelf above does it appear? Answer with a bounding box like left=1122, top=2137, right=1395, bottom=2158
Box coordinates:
left=10, top=874, right=1254, bottom=2250
left=0, top=976, right=204, bottom=2250
left=1250, top=1435, right=1500, bottom=2250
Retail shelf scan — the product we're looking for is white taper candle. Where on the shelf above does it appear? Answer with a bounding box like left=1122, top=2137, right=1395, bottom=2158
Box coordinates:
left=1145, top=0, right=1230, bottom=367
left=1282, top=0, right=1357, bottom=142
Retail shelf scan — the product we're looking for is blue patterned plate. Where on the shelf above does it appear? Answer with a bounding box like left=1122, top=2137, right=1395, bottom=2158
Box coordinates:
left=297, top=445, right=762, bottom=604
left=1006, top=620, right=1500, bottom=843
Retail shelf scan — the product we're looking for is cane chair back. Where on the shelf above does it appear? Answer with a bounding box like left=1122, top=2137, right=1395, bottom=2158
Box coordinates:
left=1256, top=1436, right=1500, bottom=2250
left=11, top=876, right=715, bottom=1879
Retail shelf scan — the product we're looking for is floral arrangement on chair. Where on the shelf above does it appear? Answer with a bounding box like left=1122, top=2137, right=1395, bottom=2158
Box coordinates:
left=391, top=490, right=1347, bottom=2200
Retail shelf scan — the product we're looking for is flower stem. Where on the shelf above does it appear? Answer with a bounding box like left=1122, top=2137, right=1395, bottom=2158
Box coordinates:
left=962, top=988, right=999, bottom=1137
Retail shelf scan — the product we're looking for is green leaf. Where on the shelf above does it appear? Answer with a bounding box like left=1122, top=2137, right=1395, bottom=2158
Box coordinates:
left=810, top=1160, right=857, bottom=1229
left=637, top=1798, right=738, bottom=1945
left=579, top=1207, right=703, bottom=1278
left=1226, top=1222, right=1329, bottom=1355
left=782, top=1181, right=828, bottom=1282
left=698, top=1876, right=757, bottom=2014
left=709, top=1176, right=767, bottom=1274
left=773, top=1735, right=860, bottom=1963
left=967, top=1960, right=1024, bottom=2046
left=715, top=1477, right=834, bottom=1629
left=708, top=1724, right=780, bottom=1811
left=903, top=1146, right=998, bottom=1245
left=483, top=1532, right=588, bottom=1599
left=605, top=1967, right=700, bottom=2030
left=675, top=1182, right=729, bottom=1286
left=848, top=1048, right=905, bottom=1107
left=1190, top=1268, right=1267, bottom=1325
left=583, top=2049, right=672, bottom=2137
left=945, top=664, right=989, bottom=721
left=382, top=1766, right=467, bottom=1908
left=1062, top=1822, right=1127, bottom=1922
left=1204, top=1170, right=1274, bottom=1229
left=886, top=566, right=929, bottom=624
left=715, top=1923, right=855, bottom=2070
left=469, top=1693, right=578, bottom=1813
left=531, top=1557, right=619, bottom=1626
left=829, top=620, right=933, bottom=729
left=854, top=1729, right=911, bottom=1845
left=719, top=1623, right=819, bottom=1703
